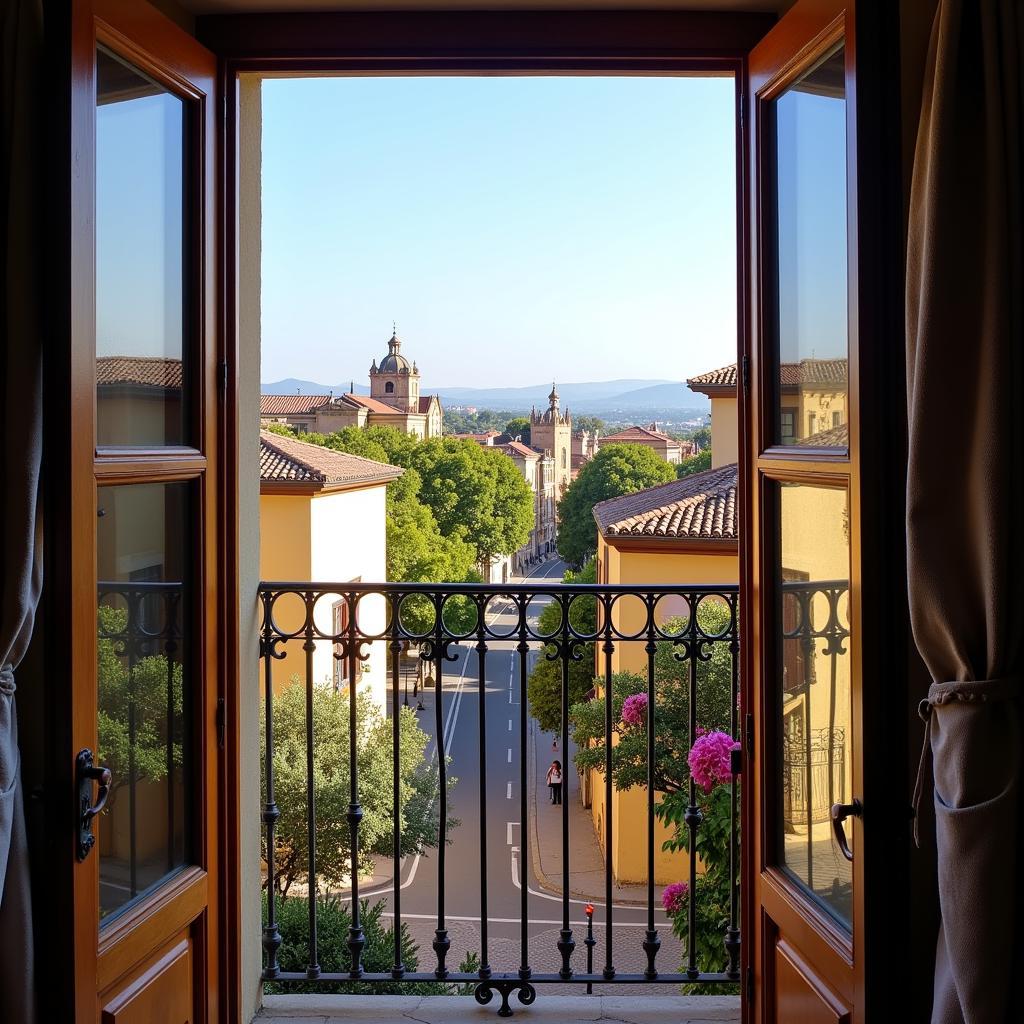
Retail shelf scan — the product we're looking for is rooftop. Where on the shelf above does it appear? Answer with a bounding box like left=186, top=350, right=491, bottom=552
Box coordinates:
left=600, top=424, right=681, bottom=445
left=593, top=463, right=738, bottom=542
left=260, top=393, right=330, bottom=417
left=259, top=430, right=403, bottom=491
left=687, top=358, right=849, bottom=396
left=97, top=355, right=183, bottom=389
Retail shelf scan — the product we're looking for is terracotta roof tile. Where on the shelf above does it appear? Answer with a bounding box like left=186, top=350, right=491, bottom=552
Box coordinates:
left=97, top=355, right=183, bottom=389
left=495, top=440, right=541, bottom=460
left=600, top=425, right=681, bottom=446
left=259, top=430, right=403, bottom=488
left=687, top=364, right=737, bottom=390
left=688, top=359, right=848, bottom=394
left=800, top=423, right=849, bottom=448
left=260, top=393, right=330, bottom=416
left=593, top=463, right=738, bottom=541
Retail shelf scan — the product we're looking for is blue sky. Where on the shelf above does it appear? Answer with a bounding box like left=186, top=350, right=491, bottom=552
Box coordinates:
left=259, top=75, right=739, bottom=388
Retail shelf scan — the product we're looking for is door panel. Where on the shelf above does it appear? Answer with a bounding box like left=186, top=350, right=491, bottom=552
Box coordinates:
left=746, top=2, right=862, bottom=1022
left=100, top=935, right=194, bottom=1024
left=70, top=1, right=219, bottom=1020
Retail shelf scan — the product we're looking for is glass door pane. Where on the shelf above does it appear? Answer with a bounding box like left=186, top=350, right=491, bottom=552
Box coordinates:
left=96, top=481, right=193, bottom=921
left=96, top=46, right=189, bottom=447
left=775, top=481, right=852, bottom=927
left=768, top=44, right=848, bottom=449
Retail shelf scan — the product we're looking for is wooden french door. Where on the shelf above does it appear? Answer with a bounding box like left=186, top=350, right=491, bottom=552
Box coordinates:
left=68, top=1, right=221, bottom=1020
left=746, top=1, right=868, bottom=1021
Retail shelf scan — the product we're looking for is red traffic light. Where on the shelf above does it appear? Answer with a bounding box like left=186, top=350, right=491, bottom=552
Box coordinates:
left=585, top=903, right=594, bottom=917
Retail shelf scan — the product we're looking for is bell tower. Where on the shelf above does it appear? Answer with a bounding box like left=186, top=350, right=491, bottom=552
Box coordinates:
left=530, top=383, right=572, bottom=496
left=369, top=329, right=419, bottom=413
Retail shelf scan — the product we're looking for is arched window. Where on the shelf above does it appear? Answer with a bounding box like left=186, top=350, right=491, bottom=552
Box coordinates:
left=561, top=448, right=567, bottom=469
left=385, top=381, right=394, bottom=394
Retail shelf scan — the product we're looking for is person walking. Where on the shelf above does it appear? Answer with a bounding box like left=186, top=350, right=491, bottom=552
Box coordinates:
left=547, top=760, right=563, bottom=805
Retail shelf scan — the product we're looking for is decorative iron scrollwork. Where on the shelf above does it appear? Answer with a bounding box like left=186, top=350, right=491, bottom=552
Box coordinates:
left=474, top=978, right=537, bottom=1018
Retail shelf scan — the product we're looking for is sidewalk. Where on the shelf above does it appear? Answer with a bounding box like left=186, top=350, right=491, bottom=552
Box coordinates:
left=528, top=719, right=671, bottom=909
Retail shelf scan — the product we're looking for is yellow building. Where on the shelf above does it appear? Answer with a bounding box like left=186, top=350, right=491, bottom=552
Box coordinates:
left=687, top=358, right=847, bottom=452
left=259, top=430, right=403, bottom=709
left=260, top=330, right=443, bottom=439
left=588, top=463, right=739, bottom=885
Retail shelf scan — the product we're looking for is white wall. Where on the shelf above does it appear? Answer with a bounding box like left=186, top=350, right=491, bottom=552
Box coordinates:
left=309, top=485, right=389, bottom=711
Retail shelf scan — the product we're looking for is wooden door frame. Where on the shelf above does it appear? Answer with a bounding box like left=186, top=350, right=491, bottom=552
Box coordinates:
left=45, top=0, right=233, bottom=1019
left=741, top=2, right=908, bottom=1022
left=207, top=10, right=772, bottom=1021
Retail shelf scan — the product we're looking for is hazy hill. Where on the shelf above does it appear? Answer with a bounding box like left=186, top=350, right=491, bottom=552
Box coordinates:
left=260, top=376, right=708, bottom=412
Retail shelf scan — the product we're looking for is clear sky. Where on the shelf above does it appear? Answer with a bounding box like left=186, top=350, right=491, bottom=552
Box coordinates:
left=259, top=75, right=739, bottom=389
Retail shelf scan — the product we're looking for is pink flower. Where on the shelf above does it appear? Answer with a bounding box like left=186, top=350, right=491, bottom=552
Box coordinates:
left=687, top=729, right=737, bottom=793
left=621, top=693, right=648, bottom=728
left=661, top=881, right=689, bottom=915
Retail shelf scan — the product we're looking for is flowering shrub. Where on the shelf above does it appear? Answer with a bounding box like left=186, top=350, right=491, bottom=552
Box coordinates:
left=621, top=692, right=649, bottom=728
left=661, top=881, right=689, bottom=915
left=687, top=729, right=737, bottom=793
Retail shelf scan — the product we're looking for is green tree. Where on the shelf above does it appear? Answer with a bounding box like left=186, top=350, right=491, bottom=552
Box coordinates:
left=97, top=604, right=182, bottom=794
left=676, top=448, right=712, bottom=479
left=263, top=682, right=450, bottom=895
left=415, top=438, right=534, bottom=565
left=526, top=559, right=597, bottom=733
left=505, top=417, right=531, bottom=445
left=569, top=602, right=734, bottom=793
left=556, top=444, right=675, bottom=566
left=574, top=415, right=606, bottom=436
left=689, top=425, right=712, bottom=450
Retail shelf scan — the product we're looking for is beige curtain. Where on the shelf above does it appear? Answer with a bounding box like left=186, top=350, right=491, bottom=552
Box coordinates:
left=0, top=1, right=43, bottom=1022
left=907, top=1, right=1024, bottom=1022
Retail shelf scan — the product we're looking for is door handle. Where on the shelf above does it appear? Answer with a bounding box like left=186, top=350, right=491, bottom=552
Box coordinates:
left=76, top=748, right=112, bottom=862
left=830, top=799, right=862, bottom=862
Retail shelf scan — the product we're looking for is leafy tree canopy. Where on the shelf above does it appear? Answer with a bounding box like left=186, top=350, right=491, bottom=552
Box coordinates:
left=414, top=438, right=534, bottom=563
left=505, top=417, right=531, bottom=445
left=262, top=682, right=451, bottom=894
left=556, top=444, right=675, bottom=566
left=570, top=601, right=735, bottom=794
left=527, top=559, right=597, bottom=734
left=676, top=448, right=713, bottom=479
left=574, top=415, right=606, bottom=436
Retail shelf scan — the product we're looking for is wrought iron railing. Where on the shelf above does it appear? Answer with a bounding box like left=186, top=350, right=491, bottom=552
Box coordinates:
left=258, top=580, right=740, bottom=1015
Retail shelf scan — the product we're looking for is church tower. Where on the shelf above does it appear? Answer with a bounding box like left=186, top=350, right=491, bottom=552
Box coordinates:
left=369, top=330, right=420, bottom=414
left=530, top=383, right=572, bottom=497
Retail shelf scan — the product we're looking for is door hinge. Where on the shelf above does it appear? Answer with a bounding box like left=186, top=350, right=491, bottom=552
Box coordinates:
left=219, top=360, right=228, bottom=395
left=741, top=354, right=750, bottom=395
left=216, top=698, right=226, bottom=749
left=746, top=965, right=754, bottom=1002
left=745, top=712, right=754, bottom=758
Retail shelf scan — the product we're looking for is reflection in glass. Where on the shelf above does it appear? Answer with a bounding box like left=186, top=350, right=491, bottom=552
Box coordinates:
left=96, top=46, right=187, bottom=447
left=97, top=482, right=191, bottom=921
left=776, top=482, right=852, bottom=927
left=770, top=44, right=848, bottom=448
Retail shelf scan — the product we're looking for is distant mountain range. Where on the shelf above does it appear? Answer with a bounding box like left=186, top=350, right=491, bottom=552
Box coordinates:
left=261, top=377, right=710, bottom=413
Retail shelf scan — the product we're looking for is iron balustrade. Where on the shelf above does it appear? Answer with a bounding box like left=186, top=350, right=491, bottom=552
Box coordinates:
left=258, top=579, right=742, bottom=1015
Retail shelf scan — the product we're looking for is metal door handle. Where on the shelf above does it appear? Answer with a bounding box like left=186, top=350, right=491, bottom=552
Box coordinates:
left=830, top=799, right=862, bottom=862
left=76, top=748, right=112, bottom=861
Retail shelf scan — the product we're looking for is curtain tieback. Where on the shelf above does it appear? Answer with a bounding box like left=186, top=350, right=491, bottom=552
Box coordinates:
left=911, top=677, right=1019, bottom=846
left=0, top=664, right=14, bottom=697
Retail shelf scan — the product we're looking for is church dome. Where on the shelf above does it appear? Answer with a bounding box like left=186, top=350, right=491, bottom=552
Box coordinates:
left=378, top=332, right=412, bottom=373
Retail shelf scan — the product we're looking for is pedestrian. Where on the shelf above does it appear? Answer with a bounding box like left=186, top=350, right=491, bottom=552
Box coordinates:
left=547, top=760, right=563, bottom=805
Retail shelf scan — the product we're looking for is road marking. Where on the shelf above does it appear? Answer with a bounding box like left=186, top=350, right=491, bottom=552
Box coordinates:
left=509, top=847, right=671, bottom=920
left=508, top=719, right=512, bottom=731
left=507, top=748, right=512, bottom=763
left=506, top=782, right=512, bottom=799
left=506, top=822, right=519, bottom=844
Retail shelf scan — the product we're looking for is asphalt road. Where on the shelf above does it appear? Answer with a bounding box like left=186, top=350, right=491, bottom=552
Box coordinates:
left=359, top=558, right=678, bottom=980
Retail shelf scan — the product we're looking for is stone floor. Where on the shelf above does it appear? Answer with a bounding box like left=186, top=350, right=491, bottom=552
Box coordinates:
left=257, top=994, right=741, bottom=1024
